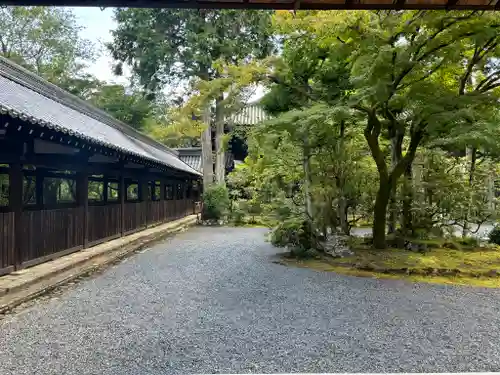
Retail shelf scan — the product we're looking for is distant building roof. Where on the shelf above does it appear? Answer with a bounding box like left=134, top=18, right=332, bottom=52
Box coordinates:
left=176, top=147, right=234, bottom=174
left=226, top=103, right=270, bottom=126
left=0, top=57, right=200, bottom=177
left=176, top=148, right=203, bottom=173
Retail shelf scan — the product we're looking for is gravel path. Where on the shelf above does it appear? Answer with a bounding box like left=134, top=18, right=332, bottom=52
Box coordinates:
left=1, top=226, right=500, bottom=374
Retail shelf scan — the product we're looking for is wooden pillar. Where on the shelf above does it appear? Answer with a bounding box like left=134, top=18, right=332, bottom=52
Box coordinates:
left=103, top=176, right=108, bottom=203
left=150, top=181, right=156, bottom=201
left=119, top=170, right=125, bottom=236
left=160, top=180, right=166, bottom=201
left=35, top=168, right=44, bottom=207
left=189, top=179, right=195, bottom=215
left=139, top=171, right=148, bottom=227
left=10, top=161, right=23, bottom=269
left=76, top=167, right=89, bottom=248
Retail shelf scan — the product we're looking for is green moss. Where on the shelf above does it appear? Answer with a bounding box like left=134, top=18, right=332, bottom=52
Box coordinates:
left=281, top=244, right=500, bottom=288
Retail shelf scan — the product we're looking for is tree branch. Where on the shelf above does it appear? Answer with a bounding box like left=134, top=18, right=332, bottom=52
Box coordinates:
left=364, top=111, right=388, bottom=179
left=399, top=58, right=445, bottom=89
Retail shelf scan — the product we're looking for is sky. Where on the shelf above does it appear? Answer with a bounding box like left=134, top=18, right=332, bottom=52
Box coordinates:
left=71, top=7, right=129, bottom=84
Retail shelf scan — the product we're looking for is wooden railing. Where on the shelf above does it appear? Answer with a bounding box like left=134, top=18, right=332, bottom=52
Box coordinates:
left=147, top=201, right=166, bottom=225
left=123, top=202, right=147, bottom=234
left=20, top=207, right=84, bottom=268
left=0, top=199, right=197, bottom=273
left=88, top=204, right=122, bottom=245
left=0, top=212, right=14, bottom=275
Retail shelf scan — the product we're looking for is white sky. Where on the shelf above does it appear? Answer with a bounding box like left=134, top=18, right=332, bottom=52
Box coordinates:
left=71, top=7, right=129, bottom=84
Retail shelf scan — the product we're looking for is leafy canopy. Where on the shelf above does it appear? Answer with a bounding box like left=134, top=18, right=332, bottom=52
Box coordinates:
left=109, top=9, right=275, bottom=92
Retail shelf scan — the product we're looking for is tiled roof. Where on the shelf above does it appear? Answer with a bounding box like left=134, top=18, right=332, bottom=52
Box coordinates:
left=179, top=154, right=203, bottom=173
left=176, top=148, right=203, bottom=173
left=0, top=57, right=201, bottom=177
left=176, top=147, right=233, bottom=173
left=226, top=103, right=269, bottom=125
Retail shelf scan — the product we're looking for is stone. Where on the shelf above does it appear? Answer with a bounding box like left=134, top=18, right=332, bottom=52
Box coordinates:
left=487, top=269, right=499, bottom=277
left=322, top=234, right=353, bottom=258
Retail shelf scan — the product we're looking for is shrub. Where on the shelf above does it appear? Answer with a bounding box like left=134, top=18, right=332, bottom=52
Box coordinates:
left=202, top=184, right=230, bottom=221
left=229, top=205, right=246, bottom=226
left=459, top=236, right=479, bottom=248
left=270, top=218, right=320, bottom=257
left=489, top=226, right=500, bottom=245
left=245, top=200, right=263, bottom=224
left=443, top=236, right=480, bottom=250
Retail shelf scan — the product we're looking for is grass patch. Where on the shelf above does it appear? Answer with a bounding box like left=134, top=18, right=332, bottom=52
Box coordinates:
left=280, top=242, right=500, bottom=288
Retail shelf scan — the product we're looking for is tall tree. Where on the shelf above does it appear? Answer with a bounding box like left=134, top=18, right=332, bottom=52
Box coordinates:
left=0, top=6, right=95, bottom=86
left=88, top=84, right=153, bottom=130
left=109, top=8, right=274, bottom=188
left=274, top=10, right=500, bottom=248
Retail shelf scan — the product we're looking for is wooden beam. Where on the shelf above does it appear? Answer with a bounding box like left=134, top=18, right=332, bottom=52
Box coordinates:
left=446, top=0, right=459, bottom=7
left=9, top=160, right=23, bottom=269
left=76, top=164, right=89, bottom=248
left=103, top=176, right=108, bottom=203
left=0, top=0, right=496, bottom=10
left=119, top=164, right=125, bottom=236
left=35, top=168, right=43, bottom=207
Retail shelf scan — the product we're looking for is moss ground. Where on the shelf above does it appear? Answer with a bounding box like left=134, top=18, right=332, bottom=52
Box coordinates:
left=281, top=239, right=500, bottom=288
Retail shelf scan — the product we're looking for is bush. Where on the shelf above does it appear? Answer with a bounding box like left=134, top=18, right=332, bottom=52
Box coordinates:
left=229, top=205, right=245, bottom=226
left=270, top=218, right=321, bottom=257
left=202, top=184, right=230, bottom=221
left=459, top=236, right=479, bottom=248
left=489, top=226, right=500, bottom=245
left=442, top=236, right=480, bottom=250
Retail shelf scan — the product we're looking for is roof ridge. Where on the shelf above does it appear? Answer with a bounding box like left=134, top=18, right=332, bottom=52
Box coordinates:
left=0, top=56, right=179, bottom=157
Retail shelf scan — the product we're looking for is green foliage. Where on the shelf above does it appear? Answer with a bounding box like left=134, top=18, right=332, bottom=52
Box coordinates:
left=410, top=149, right=497, bottom=237
left=488, top=226, right=500, bottom=246
left=87, top=85, right=153, bottom=130
left=270, top=218, right=320, bottom=257
left=0, top=6, right=95, bottom=86
left=267, top=10, right=500, bottom=248
left=229, top=203, right=246, bottom=226
left=202, top=184, right=230, bottom=221
left=109, top=9, right=274, bottom=91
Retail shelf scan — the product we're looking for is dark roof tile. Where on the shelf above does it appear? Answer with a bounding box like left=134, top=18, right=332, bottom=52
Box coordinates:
left=0, top=57, right=201, bottom=177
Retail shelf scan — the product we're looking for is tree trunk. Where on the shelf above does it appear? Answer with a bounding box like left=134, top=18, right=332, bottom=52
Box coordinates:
left=387, top=132, right=403, bottom=234
left=462, top=147, right=477, bottom=237
left=214, top=95, right=226, bottom=185
left=401, top=162, right=413, bottom=238
left=338, top=197, right=349, bottom=235
left=303, top=146, right=313, bottom=220
left=364, top=112, right=422, bottom=249
left=336, top=120, right=349, bottom=235
left=201, top=105, right=214, bottom=189
left=373, top=176, right=391, bottom=249
left=387, top=191, right=397, bottom=234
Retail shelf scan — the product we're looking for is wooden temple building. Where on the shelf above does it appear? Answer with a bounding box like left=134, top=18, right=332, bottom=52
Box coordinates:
left=4, top=0, right=498, bottom=10
left=0, top=57, right=202, bottom=276
left=177, top=102, right=270, bottom=175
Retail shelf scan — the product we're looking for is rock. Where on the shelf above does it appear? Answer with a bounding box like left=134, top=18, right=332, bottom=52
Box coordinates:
left=322, top=234, right=353, bottom=258
left=404, top=241, right=428, bottom=253
left=487, top=269, right=499, bottom=277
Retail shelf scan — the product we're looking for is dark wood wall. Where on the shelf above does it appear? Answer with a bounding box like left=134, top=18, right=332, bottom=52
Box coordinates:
left=0, top=116, right=201, bottom=275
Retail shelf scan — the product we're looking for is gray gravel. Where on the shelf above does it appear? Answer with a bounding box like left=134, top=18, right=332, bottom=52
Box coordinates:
left=1, top=226, right=500, bottom=374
